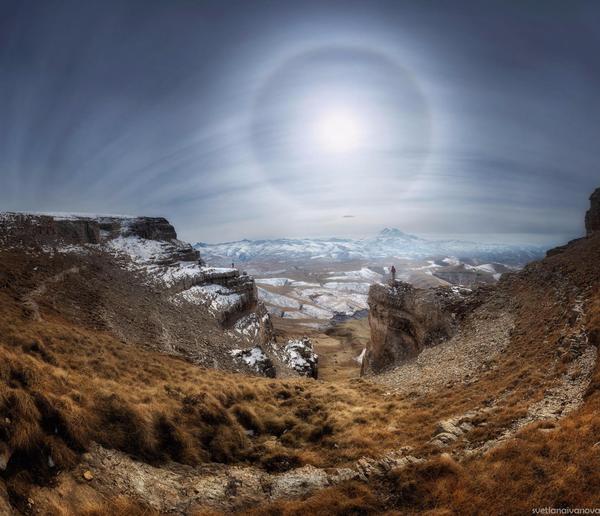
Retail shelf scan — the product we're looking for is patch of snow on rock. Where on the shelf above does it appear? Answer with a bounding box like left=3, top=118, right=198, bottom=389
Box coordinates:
left=282, top=338, right=318, bottom=378
left=230, top=347, right=275, bottom=377
left=174, top=284, right=243, bottom=315
left=107, top=236, right=171, bottom=264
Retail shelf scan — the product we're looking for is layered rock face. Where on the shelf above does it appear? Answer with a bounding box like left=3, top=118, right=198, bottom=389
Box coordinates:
left=585, top=187, right=600, bottom=235
left=547, top=187, right=600, bottom=257
left=0, top=212, right=261, bottom=328
left=0, top=213, right=102, bottom=246
left=0, top=213, right=201, bottom=263
left=363, top=282, right=468, bottom=373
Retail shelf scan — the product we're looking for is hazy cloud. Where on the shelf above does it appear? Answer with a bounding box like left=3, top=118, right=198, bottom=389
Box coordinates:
left=0, top=0, right=598, bottom=244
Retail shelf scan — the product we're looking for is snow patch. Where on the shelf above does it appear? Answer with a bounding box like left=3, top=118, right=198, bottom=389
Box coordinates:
left=328, top=267, right=382, bottom=282
left=257, top=287, right=301, bottom=309
left=173, top=284, right=243, bottom=315
left=323, top=282, right=371, bottom=294
left=355, top=348, right=366, bottom=365
left=230, top=347, right=274, bottom=376
left=282, top=338, right=318, bottom=378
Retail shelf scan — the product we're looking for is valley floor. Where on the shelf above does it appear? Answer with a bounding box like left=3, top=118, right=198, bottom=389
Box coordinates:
left=274, top=317, right=369, bottom=381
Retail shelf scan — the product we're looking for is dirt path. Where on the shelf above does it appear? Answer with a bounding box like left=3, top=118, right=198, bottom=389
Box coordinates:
left=311, top=318, right=370, bottom=381
left=22, top=266, right=80, bottom=320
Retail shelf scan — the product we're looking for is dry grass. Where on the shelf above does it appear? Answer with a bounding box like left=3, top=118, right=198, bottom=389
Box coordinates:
left=241, top=481, right=382, bottom=516
left=0, top=234, right=598, bottom=514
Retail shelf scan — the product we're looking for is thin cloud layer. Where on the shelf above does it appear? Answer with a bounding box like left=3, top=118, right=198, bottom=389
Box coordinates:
left=0, top=0, right=598, bottom=244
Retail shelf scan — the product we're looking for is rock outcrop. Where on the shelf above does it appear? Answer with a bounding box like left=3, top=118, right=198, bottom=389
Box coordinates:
left=230, top=346, right=277, bottom=378
left=281, top=337, right=318, bottom=378
left=362, top=282, right=472, bottom=373
left=546, top=187, right=600, bottom=257
left=585, top=187, right=600, bottom=235
left=0, top=212, right=270, bottom=340
left=230, top=336, right=318, bottom=379
left=0, top=213, right=103, bottom=246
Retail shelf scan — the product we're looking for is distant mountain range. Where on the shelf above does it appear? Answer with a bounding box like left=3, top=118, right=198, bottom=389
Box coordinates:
left=195, top=228, right=546, bottom=266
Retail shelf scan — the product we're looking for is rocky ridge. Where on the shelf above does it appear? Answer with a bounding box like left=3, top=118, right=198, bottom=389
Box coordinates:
left=0, top=212, right=257, bottom=326
left=0, top=212, right=320, bottom=377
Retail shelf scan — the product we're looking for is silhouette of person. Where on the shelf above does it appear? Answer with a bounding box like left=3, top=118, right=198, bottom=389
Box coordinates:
left=390, top=265, right=396, bottom=283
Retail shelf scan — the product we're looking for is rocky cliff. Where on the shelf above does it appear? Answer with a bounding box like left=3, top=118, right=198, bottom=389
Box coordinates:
left=366, top=187, right=600, bottom=374
left=0, top=212, right=285, bottom=372
left=585, top=187, right=600, bottom=235
left=362, top=282, right=473, bottom=373
left=0, top=212, right=257, bottom=320
left=0, top=212, right=103, bottom=246
left=0, top=213, right=200, bottom=262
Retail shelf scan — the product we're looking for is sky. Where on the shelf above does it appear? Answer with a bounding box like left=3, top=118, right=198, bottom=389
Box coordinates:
left=0, top=0, right=599, bottom=244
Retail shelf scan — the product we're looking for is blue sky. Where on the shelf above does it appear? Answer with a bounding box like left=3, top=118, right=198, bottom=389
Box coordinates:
left=0, top=0, right=598, bottom=244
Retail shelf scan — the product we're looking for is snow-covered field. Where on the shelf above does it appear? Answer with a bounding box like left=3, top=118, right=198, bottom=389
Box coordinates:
left=327, top=267, right=383, bottom=282
left=257, top=287, right=301, bottom=309
left=253, top=258, right=517, bottom=324
left=255, top=267, right=379, bottom=322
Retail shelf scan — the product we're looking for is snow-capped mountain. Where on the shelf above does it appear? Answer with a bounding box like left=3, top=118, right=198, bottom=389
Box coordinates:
left=195, top=228, right=545, bottom=266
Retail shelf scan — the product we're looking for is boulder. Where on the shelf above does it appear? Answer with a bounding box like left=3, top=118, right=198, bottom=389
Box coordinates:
left=435, top=420, right=463, bottom=437
left=230, top=347, right=276, bottom=377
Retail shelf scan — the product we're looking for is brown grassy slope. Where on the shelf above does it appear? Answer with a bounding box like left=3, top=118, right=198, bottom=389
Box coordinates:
left=18, top=247, right=243, bottom=368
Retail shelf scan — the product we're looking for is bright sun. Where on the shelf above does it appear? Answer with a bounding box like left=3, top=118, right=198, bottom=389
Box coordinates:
left=314, top=109, right=362, bottom=153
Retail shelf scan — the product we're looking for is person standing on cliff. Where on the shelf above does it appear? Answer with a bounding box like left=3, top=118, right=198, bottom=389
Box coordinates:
left=390, top=265, right=396, bottom=284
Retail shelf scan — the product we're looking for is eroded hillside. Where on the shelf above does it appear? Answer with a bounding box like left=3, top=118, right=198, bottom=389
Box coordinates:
left=0, top=196, right=598, bottom=514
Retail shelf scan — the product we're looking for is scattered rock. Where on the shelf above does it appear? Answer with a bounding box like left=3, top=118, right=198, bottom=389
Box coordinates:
left=61, top=443, right=419, bottom=513
left=372, top=309, right=514, bottom=396
left=435, top=421, right=464, bottom=437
